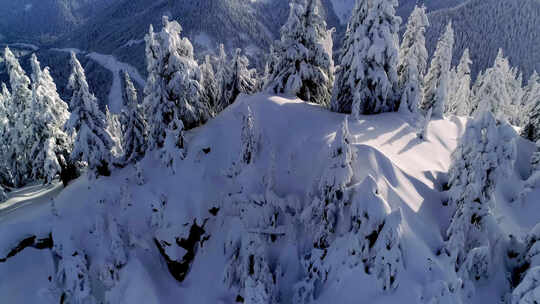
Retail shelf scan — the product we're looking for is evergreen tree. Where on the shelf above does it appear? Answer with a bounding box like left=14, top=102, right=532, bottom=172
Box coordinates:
left=0, top=185, right=6, bottom=202
left=65, top=52, right=114, bottom=178
left=472, top=49, right=522, bottom=123
left=265, top=0, right=334, bottom=106
left=143, top=16, right=210, bottom=155
left=397, top=5, right=429, bottom=115
left=120, top=72, right=147, bottom=165
left=521, top=72, right=540, bottom=141
left=511, top=223, right=540, bottom=304
left=224, top=233, right=278, bottom=304
left=105, top=106, right=123, bottom=158
left=3, top=47, right=34, bottom=186
left=200, top=55, right=219, bottom=114
left=446, top=111, right=516, bottom=271
left=312, top=116, right=355, bottom=248
left=53, top=249, right=94, bottom=304
left=214, top=44, right=233, bottom=113
left=227, top=49, right=258, bottom=106
left=29, top=54, right=72, bottom=184
left=332, top=0, right=401, bottom=117
left=0, top=83, right=12, bottom=186
left=421, top=22, right=454, bottom=118
left=227, top=106, right=259, bottom=178
left=446, top=49, right=472, bottom=116
left=262, top=45, right=277, bottom=90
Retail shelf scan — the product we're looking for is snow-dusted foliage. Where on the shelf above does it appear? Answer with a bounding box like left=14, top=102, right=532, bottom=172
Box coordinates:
left=332, top=0, right=401, bottom=116
left=134, top=161, right=145, bottom=186
left=446, top=49, right=472, bottom=116
left=511, top=223, right=540, bottom=304
left=397, top=5, right=429, bottom=115
left=0, top=82, right=12, bottom=186
left=143, top=16, right=210, bottom=153
left=521, top=72, right=540, bottom=141
left=512, top=267, right=540, bottom=304
left=227, top=106, right=259, bottom=178
left=200, top=55, right=219, bottom=113
left=217, top=48, right=258, bottom=112
left=420, top=22, right=454, bottom=118
left=446, top=111, right=516, bottom=271
left=471, top=49, right=523, bottom=124
left=105, top=106, right=123, bottom=158
left=311, top=117, right=355, bottom=248
left=2, top=47, right=34, bottom=187
left=29, top=54, right=72, bottom=184
left=120, top=72, right=147, bottom=165
left=52, top=249, right=94, bottom=304
left=214, top=44, right=233, bottom=113
left=417, top=107, right=432, bottom=141
left=0, top=185, right=6, bottom=202
left=65, top=52, right=114, bottom=178
left=265, top=0, right=335, bottom=106
left=223, top=233, right=278, bottom=304
left=228, top=49, right=258, bottom=104
left=370, top=209, right=404, bottom=291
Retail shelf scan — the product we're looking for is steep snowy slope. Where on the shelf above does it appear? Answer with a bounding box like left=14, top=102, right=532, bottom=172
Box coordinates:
left=0, top=93, right=535, bottom=303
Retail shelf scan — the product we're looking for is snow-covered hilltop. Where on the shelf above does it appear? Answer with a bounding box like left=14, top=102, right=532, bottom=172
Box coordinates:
left=0, top=94, right=537, bottom=303
left=1, top=0, right=540, bottom=303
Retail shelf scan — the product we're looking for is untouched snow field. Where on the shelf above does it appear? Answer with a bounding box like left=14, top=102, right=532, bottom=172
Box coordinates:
left=0, top=94, right=535, bottom=303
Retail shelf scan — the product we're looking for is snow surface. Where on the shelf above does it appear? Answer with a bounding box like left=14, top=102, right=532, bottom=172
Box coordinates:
left=0, top=93, right=535, bottom=303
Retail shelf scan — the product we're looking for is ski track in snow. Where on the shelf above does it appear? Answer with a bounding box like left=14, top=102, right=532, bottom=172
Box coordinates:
left=86, top=52, right=146, bottom=113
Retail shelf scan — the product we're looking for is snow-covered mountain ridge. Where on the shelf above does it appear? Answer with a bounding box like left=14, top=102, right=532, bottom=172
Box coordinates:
left=0, top=94, right=536, bottom=303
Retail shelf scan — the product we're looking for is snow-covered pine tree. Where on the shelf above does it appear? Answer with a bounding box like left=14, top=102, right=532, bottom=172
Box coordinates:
left=0, top=82, right=12, bottom=186
left=53, top=249, right=94, bottom=304
left=265, top=0, right=334, bottom=107
left=0, top=184, right=6, bottom=201
left=446, top=49, right=472, bottom=116
left=397, top=5, right=429, bottom=115
left=29, top=54, right=72, bottom=184
left=223, top=233, right=278, bottom=304
left=120, top=72, right=147, bottom=165
left=214, top=44, right=233, bottom=114
left=521, top=72, right=540, bottom=141
left=332, top=0, right=401, bottom=117
left=511, top=223, right=540, bottom=304
left=262, top=45, right=277, bottom=90
left=200, top=55, right=219, bottom=114
left=446, top=110, right=516, bottom=272
left=66, top=52, right=114, bottom=178
left=310, top=116, right=355, bottom=248
left=227, top=48, right=258, bottom=106
left=471, top=49, right=521, bottom=123
left=370, top=209, right=404, bottom=291
left=143, top=17, right=209, bottom=155
left=227, top=106, right=259, bottom=178
left=420, top=22, right=454, bottom=118
left=3, top=47, right=34, bottom=187
left=105, top=106, right=124, bottom=158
